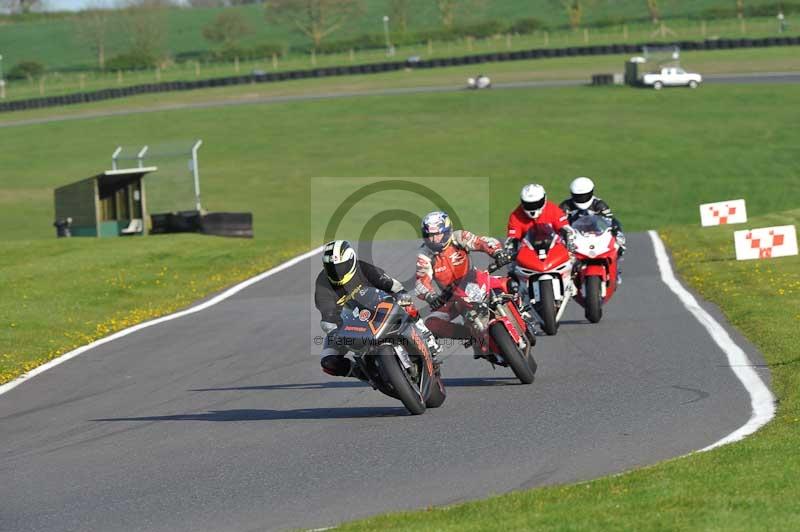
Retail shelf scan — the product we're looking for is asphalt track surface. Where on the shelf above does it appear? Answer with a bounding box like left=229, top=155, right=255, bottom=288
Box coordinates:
left=0, top=71, right=798, bottom=129
left=0, top=234, right=770, bottom=532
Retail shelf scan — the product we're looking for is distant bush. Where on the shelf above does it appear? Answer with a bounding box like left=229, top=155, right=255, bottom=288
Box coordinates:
left=7, top=60, right=45, bottom=80
left=508, top=17, right=547, bottom=34
left=106, top=51, right=160, bottom=71
left=174, top=43, right=284, bottom=63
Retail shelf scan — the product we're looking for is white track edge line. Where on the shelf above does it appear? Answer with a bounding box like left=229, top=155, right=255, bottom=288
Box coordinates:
left=0, top=246, right=325, bottom=398
left=648, top=230, right=775, bottom=451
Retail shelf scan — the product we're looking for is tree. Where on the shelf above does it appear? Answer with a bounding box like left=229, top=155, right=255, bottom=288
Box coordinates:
left=389, top=0, right=410, bottom=33
left=75, top=7, right=112, bottom=69
left=560, top=0, right=583, bottom=29
left=646, top=0, right=660, bottom=24
left=202, top=11, right=252, bottom=49
left=0, top=0, right=41, bottom=14
left=434, top=0, right=485, bottom=28
left=124, top=0, right=170, bottom=65
left=265, top=0, right=364, bottom=49
left=436, top=0, right=456, bottom=28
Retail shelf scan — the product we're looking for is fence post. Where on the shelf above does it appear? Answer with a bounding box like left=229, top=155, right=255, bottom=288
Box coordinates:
left=544, top=31, right=549, bottom=46
left=234, top=56, right=240, bottom=73
left=39, top=76, right=45, bottom=96
left=79, top=73, right=85, bottom=90
left=349, top=48, right=355, bottom=62
left=117, top=70, right=122, bottom=85
left=701, top=20, right=707, bottom=38
left=155, top=67, right=161, bottom=81
left=506, top=34, right=512, bottom=49
left=427, top=39, right=433, bottom=54
left=272, top=53, right=278, bottom=70
left=623, top=24, right=628, bottom=40
left=584, top=28, right=589, bottom=43
left=467, top=36, right=473, bottom=51
left=311, top=49, right=316, bottom=66
left=194, top=61, right=200, bottom=77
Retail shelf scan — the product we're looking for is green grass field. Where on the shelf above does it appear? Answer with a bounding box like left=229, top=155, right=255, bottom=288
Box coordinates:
left=2, top=45, right=799, bottom=124
left=2, top=14, right=797, bottom=102
left=1, top=70, right=799, bottom=528
left=0, top=0, right=794, bottom=75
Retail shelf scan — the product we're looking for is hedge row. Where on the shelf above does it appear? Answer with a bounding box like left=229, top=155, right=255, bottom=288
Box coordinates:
left=3, top=36, right=799, bottom=113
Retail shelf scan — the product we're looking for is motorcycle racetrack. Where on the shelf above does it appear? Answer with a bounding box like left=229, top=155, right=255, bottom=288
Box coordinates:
left=0, top=233, right=769, bottom=532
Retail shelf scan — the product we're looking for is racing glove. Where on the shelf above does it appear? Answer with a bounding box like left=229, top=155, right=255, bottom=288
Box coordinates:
left=396, top=291, right=414, bottom=307
left=425, top=292, right=450, bottom=311
left=493, top=248, right=513, bottom=267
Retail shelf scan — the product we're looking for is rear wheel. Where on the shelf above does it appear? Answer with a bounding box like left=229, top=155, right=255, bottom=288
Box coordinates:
left=537, top=281, right=558, bottom=335
left=585, top=276, right=603, bottom=323
left=490, top=322, right=535, bottom=384
left=653, top=81, right=663, bottom=90
left=377, top=346, right=426, bottom=415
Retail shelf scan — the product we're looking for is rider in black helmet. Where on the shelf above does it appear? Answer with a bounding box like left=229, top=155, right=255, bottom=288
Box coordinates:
left=314, top=240, right=440, bottom=378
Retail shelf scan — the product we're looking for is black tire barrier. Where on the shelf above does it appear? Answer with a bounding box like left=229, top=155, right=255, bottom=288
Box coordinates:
left=3, top=34, right=800, bottom=114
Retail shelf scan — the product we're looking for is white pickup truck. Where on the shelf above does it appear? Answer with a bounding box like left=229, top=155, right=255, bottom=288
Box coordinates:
left=642, top=67, right=702, bottom=90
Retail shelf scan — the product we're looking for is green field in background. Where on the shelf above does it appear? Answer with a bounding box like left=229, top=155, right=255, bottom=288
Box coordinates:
left=0, top=0, right=794, bottom=74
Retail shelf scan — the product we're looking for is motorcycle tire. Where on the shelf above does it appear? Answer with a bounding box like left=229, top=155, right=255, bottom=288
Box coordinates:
left=425, top=372, right=447, bottom=408
left=489, top=322, right=535, bottom=385
left=538, top=281, right=558, bottom=335
left=377, top=346, right=426, bottom=415
left=585, top=276, right=603, bottom=323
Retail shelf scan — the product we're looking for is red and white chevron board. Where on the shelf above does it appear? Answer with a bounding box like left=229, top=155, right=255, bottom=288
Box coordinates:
left=700, top=199, right=747, bottom=227
left=734, top=225, right=798, bottom=261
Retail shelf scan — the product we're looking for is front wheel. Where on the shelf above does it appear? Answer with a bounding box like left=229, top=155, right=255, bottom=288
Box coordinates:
left=688, top=80, right=699, bottom=89
left=585, top=276, right=603, bottom=323
left=490, top=323, right=535, bottom=384
left=537, top=280, right=558, bottom=335
left=377, top=346, right=426, bottom=415
left=425, top=373, right=447, bottom=408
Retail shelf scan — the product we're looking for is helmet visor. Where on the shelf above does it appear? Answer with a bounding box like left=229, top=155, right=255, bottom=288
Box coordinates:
left=324, top=257, right=356, bottom=284
left=572, top=191, right=593, bottom=206
left=522, top=197, right=545, bottom=218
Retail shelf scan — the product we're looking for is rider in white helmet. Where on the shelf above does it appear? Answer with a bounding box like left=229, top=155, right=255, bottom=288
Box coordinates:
left=559, top=177, right=626, bottom=253
left=560, top=177, right=627, bottom=283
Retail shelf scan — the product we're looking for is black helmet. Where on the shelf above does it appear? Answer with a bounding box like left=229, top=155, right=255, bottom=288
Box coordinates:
left=323, top=240, right=357, bottom=285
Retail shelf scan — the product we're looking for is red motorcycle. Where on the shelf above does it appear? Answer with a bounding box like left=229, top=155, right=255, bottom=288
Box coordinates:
left=448, top=262, right=537, bottom=384
left=570, top=214, right=620, bottom=323
left=512, top=224, right=576, bottom=335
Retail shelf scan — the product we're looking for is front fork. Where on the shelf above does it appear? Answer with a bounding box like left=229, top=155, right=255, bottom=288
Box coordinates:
left=524, top=275, right=575, bottom=328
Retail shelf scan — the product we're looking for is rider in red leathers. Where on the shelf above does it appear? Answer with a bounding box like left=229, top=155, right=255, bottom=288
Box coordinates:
left=415, top=211, right=509, bottom=342
left=506, top=183, right=573, bottom=254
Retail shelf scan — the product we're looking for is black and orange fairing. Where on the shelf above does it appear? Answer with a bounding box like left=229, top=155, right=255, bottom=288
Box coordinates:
left=368, top=301, right=394, bottom=335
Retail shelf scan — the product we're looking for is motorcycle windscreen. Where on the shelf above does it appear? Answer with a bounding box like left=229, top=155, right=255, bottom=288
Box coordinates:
left=572, top=215, right=612, bottom=235
left=525, top=224, right=557, bottom=250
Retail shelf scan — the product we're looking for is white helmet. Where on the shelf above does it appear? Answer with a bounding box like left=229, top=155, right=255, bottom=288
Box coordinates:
left=569, top=177, right=595, bottom=210
left=520, top=184, right=546, bottom=219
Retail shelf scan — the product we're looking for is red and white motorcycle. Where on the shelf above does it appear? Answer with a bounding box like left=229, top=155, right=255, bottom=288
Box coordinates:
left=571, top=215, right=620, bottom=323
left=512, top=224, right=576, bottom=335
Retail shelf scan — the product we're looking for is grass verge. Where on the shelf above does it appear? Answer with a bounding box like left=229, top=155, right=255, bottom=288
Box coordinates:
left=0, top=236, right=305, bottom=384
left=333, top=209, right=800, bottom=531
left=2, top=46, right=800, bottom=124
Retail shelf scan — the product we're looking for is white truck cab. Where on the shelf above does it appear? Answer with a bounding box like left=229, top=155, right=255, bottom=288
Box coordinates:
left=642, top=67, right=702, bottom=90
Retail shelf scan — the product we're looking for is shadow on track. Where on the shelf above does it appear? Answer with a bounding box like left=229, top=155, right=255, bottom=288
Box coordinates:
left=93, top=407, right=410, bottom=422
left=189, top=376, right=519, bottom=393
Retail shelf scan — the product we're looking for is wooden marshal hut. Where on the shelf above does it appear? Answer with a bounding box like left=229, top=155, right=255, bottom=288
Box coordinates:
left=53, top=167, right=157, bottom=237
